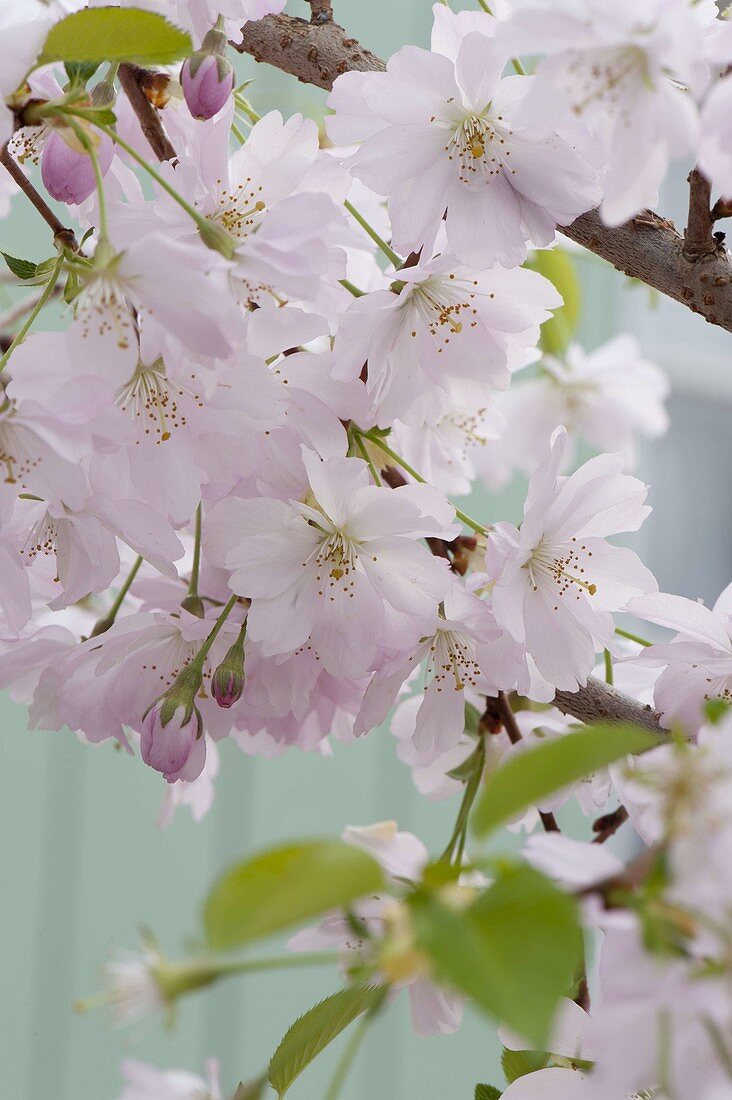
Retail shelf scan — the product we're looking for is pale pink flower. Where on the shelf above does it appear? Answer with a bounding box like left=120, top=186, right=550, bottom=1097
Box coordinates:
left=41, top=127, right=115, bottom=206
left=205, top=449, right=458, bottom=678
left=327, top=8, right=600, bottom=267
left=333, top=255, right=560, bottom=426
left=486, top=428, right=657, bottom=693
left=119, top=1058, right=222, bottom=1100
left=288, top=821, right=464, bottom=1036
left=502, top=0, right=707, bottom=225
left=498, top=335, right=669, bottom=474
left=355, top=578, right=523, bottom=751
left=0, top=3, right=53, bottom=148
left=629, top=583, right=732, bottom=733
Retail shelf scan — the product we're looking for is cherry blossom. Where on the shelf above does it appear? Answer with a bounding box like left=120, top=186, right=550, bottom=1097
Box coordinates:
left=327, top=7, right=600, bottom=267
left=204, top=449, right=458, bottom=678
left=486, top=428, right=657, bottom=692
left=503, top=0, right=709, bottom=224
left=496, top=335, right=669, bottom=474
left=119, top=1059, right=222, bottom=1100
left=333, top=254, right=560, bottom=426
left=629, top=584, right=732, bottom=732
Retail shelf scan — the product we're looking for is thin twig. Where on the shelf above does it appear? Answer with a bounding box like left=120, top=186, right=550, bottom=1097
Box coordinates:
left=494, top=692, right=560, bottom=834
left=592, top=805, right=630, bottom=844
left=118, top=62, right=177, bottom=163
left=0, top=285, right=60, bottom=332
left=0, top=145, right=78, bottom=251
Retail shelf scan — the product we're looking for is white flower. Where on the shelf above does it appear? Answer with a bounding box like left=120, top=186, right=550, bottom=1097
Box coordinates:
left=119, top=1058, right=222, bottom=1100
left=502, top=0, right=708, bottom=225
left=334, top=254, right=560, bottom=426
left=497, top=335, right=669, bottom=474
left=629, top=583, right=732, bottom=733
left=204, top=449, right=458, bottom=679
left=486, top=427, right=657, bottom=693
left=327, top=6, right=600, bottom=267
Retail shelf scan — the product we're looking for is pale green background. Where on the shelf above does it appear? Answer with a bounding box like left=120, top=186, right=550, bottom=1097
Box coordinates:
left=3, top=2, right=732, bottom=1097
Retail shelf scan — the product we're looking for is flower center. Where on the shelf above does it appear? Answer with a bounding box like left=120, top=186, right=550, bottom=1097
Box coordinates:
left=0, top=407, right=43, bottom=486
left=407, top=275, right=485, bottom=350
left=208, top=176, right=267, bottom=240
left=78, top=271, right=134, bottom=351
left=528, top=537, right=597, bottom=602
left=567, top=45, right=653, bottom=117
left=426, top=628, right=480, bottom=693
left=116, top=358, right=202, bottom=444
left=442, top=111, right=514, bottom=186
left=310, top=530, right=359, bottom=600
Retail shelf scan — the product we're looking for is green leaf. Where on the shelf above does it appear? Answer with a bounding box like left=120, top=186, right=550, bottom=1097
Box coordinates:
left=476, top=1085, right=503, bottom=1099
left=501, top=1048, right=549, bottom=1084
left=64, top=60, right=101, bottom=86
left=41, top=8, right=192, bottom=66
left=267, top=985, right=382, bottom=1098
left=1, top=252, right=40, bottom=281
left=412, top=864, right=584, bottom=1048
left=473, top=723, right=661, bottom=837
left=526, top=248, right=581, bottom=356
left=204, top=839, right=385, bottom=951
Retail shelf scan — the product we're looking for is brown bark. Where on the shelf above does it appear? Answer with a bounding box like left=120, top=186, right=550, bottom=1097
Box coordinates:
left=554, top=676, right=664, bottom=734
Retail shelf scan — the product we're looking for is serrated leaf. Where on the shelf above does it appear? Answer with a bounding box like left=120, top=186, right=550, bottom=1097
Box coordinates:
left=41, top=8, right=192, bottom=66
left=473, top=723, right=661, bottom=837
left=1, top=252, right=40, bottom=281
left=412, top=865, right=583, bottom=1048
left=501, top=1048, right=549, bottom=1084
left=526, top=248, right=581, bottom=356
left=204, top=839, right=385, bottom=951
left=476, top=1086, right=502, bottom=1100
left=268, top=985, right=383, bottom=1098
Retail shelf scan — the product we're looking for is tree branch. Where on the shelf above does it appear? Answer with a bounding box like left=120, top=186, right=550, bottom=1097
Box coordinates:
left=0, top=144, right=78, bottom=251
left=235, top=14, right=732, bottom=334
left=118, top=63, right=177, bottom=164
left=494, top=692, right=561, bottom=834
left=233, top=14, right=385, bottom=90
left=553, top=676, right=664, bottom=734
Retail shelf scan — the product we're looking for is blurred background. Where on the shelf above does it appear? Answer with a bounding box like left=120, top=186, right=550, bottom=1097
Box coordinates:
left=2, top=1, right=732, bottom=1097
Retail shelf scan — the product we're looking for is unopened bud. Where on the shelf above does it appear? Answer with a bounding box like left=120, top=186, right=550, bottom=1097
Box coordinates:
left=181, top=18, right=232, bottom=122
left=181, top=50, right=234, bottom=121
left=212, top=627, right=246, bottom=708
left=91, top=78, right=116, bottom=109
left=41, top=124, right=114, bottom=206
left=181, top=592, right=206, bottom=618
left=141, top=662, right=206, bottom=783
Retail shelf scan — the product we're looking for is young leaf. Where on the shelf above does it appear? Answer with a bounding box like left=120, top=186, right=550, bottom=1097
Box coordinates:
left=411, top=864, right=583, bottom=1048
left=41, top=8, right=192, bottom=66
left=526, top=248, right=581, bottom=356
left=476, top=1086, right=502, bottom=1100
left=1, top=252, right=41, bottom=282
left=473, top=723, right=661, bottom=837
left=204, top=839, right=385, bottom=951
left=64, top=60, right=101, bottom=86
left=501, top=1048, right=549, bottom=1084
left=267, top=985, right=383, bottom=1098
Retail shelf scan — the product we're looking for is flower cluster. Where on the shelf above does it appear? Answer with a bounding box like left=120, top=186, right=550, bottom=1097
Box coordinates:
left=4, top=1, right=732, bottom=1096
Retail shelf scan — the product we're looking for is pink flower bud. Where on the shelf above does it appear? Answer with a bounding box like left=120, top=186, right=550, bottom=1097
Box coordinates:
left=211, top=630, right=246, bottom=708
left=141, top=701, right=206, bottom=783
left=181, top=52, right=234, bottom=121
left=41, top=127, right=115, bottom=206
